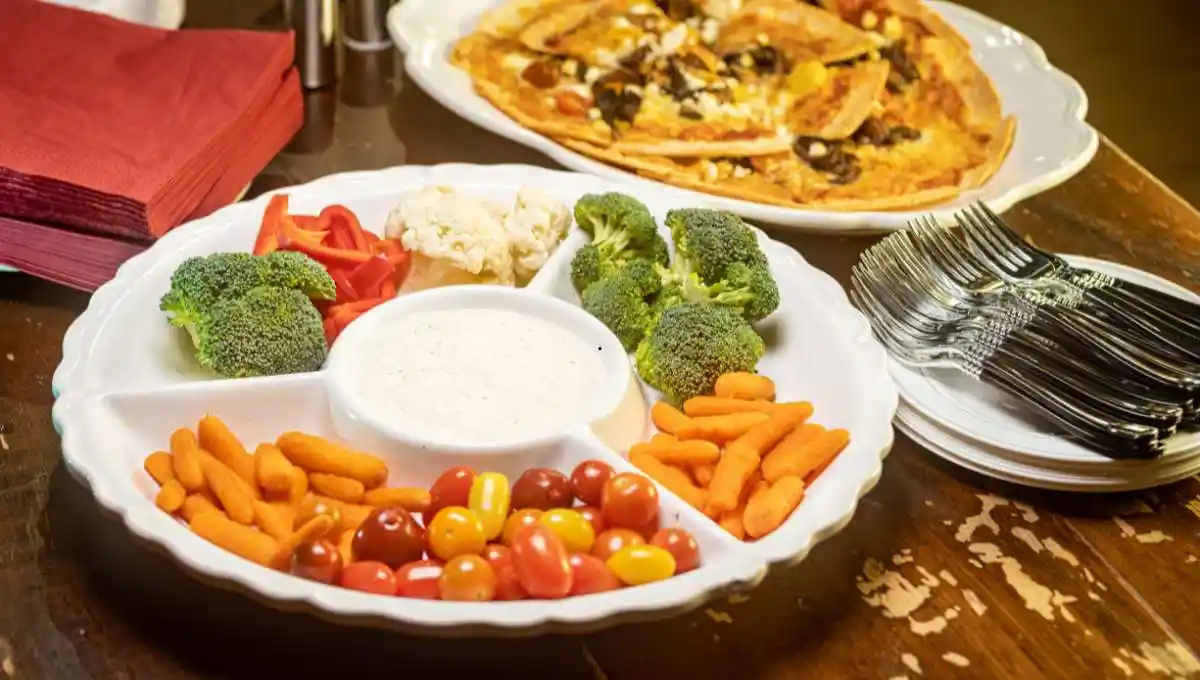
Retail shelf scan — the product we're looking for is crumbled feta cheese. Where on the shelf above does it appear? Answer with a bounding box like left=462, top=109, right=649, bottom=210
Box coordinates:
left=774, top=124, right=788, bottom=137
left=564, top=83, right=592, bottom=98
left=658, top=23, right=689, bottom=56
left=700, top=18, right=720, bottom=44
left=681, top=70, right=708, bottom=91
left=808, top=141, right=828, bottom=157
left=628, top=2, right=652, bottom=14
left=732, top=165, right=751, bottom=178
left=860, top=10, right=878, bottom=30
left=612, top=16, right=632, bottom=29
left=502, top=53, right=534, bottom=72
left=625, top=84, right=644, bottom=97
left=593, top=48, right=620, bottom=68
left=585, top=68, right=605, bottom=84
left=645, top=82, right=662, bottom=97
left=755, top=32, right=769, bottom=45
left=702, top=161, right=719, bottom=181
left=637, top=33, right=659, bottom=48
left=562, top=60, right=578, bottom=78
left=738, top=53, right=754, bottom=68
left=587, top=108, right=602, bottom=121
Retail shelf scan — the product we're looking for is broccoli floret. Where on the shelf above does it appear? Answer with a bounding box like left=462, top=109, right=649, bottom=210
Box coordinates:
left=160, top=253, right=262, bottom=334
left=195, top=286, right=327, bottom=378
left=258, top=251, right=336, bottom=301
left=660, top=208, right=779, bottom=322
left=571, top=243, right=614, bottom=293
left=623, top=258, right=663, bottom=297
left=635, top=302, right=765, bottom=405
left=581, top=271, right=654, bottom=351
left=574, top=192, right=660, bottom=255
left=569, top=221, right=671, bottom=294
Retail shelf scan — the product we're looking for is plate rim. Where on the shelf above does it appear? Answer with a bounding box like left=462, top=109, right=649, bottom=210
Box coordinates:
left=386, top=0, right=1100, bottom=232
left=51, top=163, right=898, bottom=635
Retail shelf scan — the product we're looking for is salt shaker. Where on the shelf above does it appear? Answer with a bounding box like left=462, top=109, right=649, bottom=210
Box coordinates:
left=344, top=0, right=395, bottom=52
left=284, top=0, right=338, bottom=89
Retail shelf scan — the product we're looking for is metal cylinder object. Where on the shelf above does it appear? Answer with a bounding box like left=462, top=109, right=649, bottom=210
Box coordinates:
left=344, top=0, right=394, bottom=52
left=285, top=0, right=338, bottom=89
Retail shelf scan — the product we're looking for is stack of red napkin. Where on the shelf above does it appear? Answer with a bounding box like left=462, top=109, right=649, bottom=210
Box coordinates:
left=0, top=0, right=303, bottom=290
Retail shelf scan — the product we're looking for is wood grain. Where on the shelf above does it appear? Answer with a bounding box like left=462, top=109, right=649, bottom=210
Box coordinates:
left=1, top=1, right=1199, bottom=679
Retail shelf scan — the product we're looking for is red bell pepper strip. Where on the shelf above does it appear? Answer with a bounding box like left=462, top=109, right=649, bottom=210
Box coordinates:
left=320, top=205, right=369, bottom=253
left=278, top=234, right=375, bottom=269
left=380, top=277, right=397, bottom=299
left=253, top=194, right=290, bottom=255
left=364, top=231, right=381, bottom=245
left=347, top=256, right=394, bottom=300
left=389, top=250, right=412, bottom=288
left=323, top=316, right=339, bottom=346
left=292, top=214, right=324, bottom=231
left=329, top=296, right=389, bottom=318
left=328, top=269, right=359, bottom=303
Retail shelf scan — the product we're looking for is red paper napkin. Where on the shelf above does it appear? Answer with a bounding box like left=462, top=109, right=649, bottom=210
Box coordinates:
left=0, top=0, right=299, bottom=238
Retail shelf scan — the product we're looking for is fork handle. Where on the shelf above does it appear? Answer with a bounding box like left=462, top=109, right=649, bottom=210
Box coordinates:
left=1085, top=284, right=1200, bottom=363
left=1069, top=297, right=1200, bottom=371
left=981, top=352, right=1163, bottom=459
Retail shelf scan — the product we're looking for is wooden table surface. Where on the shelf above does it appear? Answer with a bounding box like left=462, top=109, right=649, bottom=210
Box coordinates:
left=2, top=1, right=1199, bottom=679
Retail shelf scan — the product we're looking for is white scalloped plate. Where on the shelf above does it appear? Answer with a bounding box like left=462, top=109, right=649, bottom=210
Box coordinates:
left=51, top=164, right=897, bottom=636
left=386, top=1, right=1098, bottom=233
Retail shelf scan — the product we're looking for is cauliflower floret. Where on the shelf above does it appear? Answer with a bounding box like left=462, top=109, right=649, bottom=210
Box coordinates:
left=385, top=186, right=516, bottom=290
left=503, top=187, right=572, bottom=281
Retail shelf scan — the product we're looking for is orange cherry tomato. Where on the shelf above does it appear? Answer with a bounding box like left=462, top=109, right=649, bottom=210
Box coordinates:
left=395, top=559, right=443, bottom=599
left=631, top=513, right=661, bottom=541
left=607, top=545, right=676, bottom=586
left=340, top=561, right=398, bottom=595
left=570, top=460, right=614, bottom=507
left=540, top=509, right=597, bottom=553
left=468, top=472, right=511, bottom=541
left=426, top=466, right=476, bottom=524
left=510, top=524, right=573, bottom=599
left=577, top=505, right=606, bottom=536
left=502, top=508, right=543, bottom=545
left=650, top=528, right=701, bottom=573
left=601, top=473, right=659, bottom=530
left=591, top=528, right=645, bottom=561
left=568, top=553, right=622, bottom=595
left=494, top=562, right=528, bottom=601
left=439, top=555, right=497, bottom=602
left=426, top=506, right=487, bottom=561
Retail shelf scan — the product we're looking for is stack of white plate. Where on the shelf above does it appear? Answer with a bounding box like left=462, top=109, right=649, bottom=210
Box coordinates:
left=891, top=255, right=1200, bottom=492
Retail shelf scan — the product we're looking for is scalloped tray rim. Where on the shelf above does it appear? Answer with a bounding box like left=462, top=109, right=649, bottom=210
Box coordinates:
left=51, top=163, right=897, bottom=635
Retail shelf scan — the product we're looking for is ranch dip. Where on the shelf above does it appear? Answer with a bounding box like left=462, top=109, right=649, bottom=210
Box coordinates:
left=348, top=308, right=606, bottom=446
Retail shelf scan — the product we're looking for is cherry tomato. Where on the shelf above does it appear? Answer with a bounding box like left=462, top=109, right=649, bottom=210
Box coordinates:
left=426, top=466, right=476, bottom=524
left=494, top=562, right=528, bottom=600
left=631, top=513, right=660, bottom=541
left=650, top=528, right=701, bottom=573
left=568, top=553, right=622, bottom=595
left=601, top=472, right=659, bottom=530
left=591, top=528, right=645, bottom=561
left=468, top=472, right=511, bottom=541
left=481, top=543, right=512, bottom=567
left=577, top=505, right=606, bottom=536
left=340, top=560, right=398, bottom=595
left=510, top=524, right=573, bottom=599
left=439, top=555, right=497, bottom=601
left=570, top=460, right=614, bottom=506
left=502, top=508, right=543, bottom=545
left=606, top=545, right=676, bottom=586
left=511, top=468, right=573, bottom=510
left=291, top=539, right=343, bottom=585
left=352, top=507, right=425, bottom=569
left=395, top=559, right=443, bottom=599
left=426, top=506, right=487, bottom=561
left=540, top=508, right=597, bottom=553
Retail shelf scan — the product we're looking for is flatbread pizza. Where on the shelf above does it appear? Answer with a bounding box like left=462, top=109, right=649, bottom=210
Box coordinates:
left=451, top=0, right=1015, bottom=212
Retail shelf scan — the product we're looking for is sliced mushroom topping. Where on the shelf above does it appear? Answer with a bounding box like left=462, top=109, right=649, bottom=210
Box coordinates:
left=794, top=135, right=861, bottom=184
left=723, top=45, right=790, bottom=76
left=879, top=39, right=920, bottom=92
left=593, top=71, right=645, bottom=129
left=654, top=0, right=698, bottom=22
left=852, top=117, right=922, bottom=147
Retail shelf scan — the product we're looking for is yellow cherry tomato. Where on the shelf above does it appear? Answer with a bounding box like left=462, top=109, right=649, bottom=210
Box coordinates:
left=606, top=545, right=676, bottom=586
left=426, top=506, right=486, bottom=561
left=539, top=508, right=596, bottom=554
left=468, top=472, right=511, bottom=541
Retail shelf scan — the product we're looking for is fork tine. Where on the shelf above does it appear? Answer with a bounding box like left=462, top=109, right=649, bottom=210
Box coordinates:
left=966, top=203, right=1031, bottom=266
left=973, top=202, right=1038, bottom=261
left=956, top=208, right=1021, bottom=275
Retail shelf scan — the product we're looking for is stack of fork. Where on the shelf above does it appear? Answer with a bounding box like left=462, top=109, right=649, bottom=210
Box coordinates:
left=851, top=202, right=1200, bottom=471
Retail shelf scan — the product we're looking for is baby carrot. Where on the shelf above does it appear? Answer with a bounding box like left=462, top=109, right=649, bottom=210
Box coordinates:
left=190, top=512, right=279, bottom=568
left=276, top=432, right=388, bottom=488
left=677, top=412, right=770, bottom=444
left=253, top=500, right=294, bottom=542
left=744, top=476, right=806, bottom=539
left=628, top=452, right=708, bottom=511
left=337, top=502, right=375, bottom=535
left=273, top=514, right=337, bottom=569
left=692, top=464, right=715, bottom=487
left=254, top=443, right=297, bottom=494
left=761, top=428, right=850, bottom=483
left=725, top=402, right=813, bottom=462
left=714, top=372, right=776, bottom=401
left=760, top=423, right=824, bottom=480
left=198, top=415, right=257, bottom=491
left=337, top=530, right=355, bottom=565
left=144, top=451, right=175, bottom=486
left=651, top=432, right=677, bottom=444
left=169, top=428, right=205, bottom=492
left=718, top=511, right=745, bottom=540
left=717, top=473, right=767, bottom=539
left=309, top=472, right=366, bottom=504
left=181, top=493, right=223, bottom=522
left=628, top=438, right=721, bottom=466
left=362, top=486, right=432, bottom=513
left=650, top=402, right=691, bottom=435
left=683, top=396, right=776, bottom=418
left=705, top=449, right=761, bottom=517
left=200, top=456, right=256, bottom=525
left=155, top=479, right=186, bottom=513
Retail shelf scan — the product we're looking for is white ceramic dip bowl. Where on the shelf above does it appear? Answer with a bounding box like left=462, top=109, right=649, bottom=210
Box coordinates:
left=325, top=285, right=633, bottom=460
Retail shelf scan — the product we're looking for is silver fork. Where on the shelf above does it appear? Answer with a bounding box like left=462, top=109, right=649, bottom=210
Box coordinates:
left=956, top=202, right=1200, bottom=354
